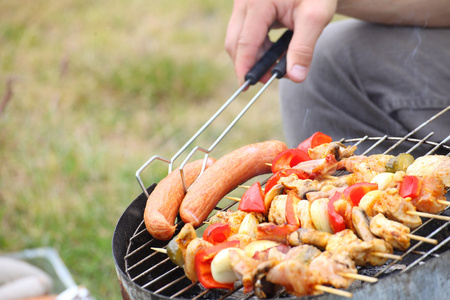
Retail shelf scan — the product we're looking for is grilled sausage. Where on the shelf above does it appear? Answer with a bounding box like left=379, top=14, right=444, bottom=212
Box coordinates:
left=144, top=158, right=215, bottom=240
left=180, top=140, right=288, bottom=227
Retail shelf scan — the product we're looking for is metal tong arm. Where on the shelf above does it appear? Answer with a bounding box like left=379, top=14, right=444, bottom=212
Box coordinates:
left=136, top=30, right=293, bottom=196
left=179, top=50, right=291, bottom=192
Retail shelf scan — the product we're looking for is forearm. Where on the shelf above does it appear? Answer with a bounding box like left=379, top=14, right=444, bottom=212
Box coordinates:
left=337, top=0, right=450, bottom=27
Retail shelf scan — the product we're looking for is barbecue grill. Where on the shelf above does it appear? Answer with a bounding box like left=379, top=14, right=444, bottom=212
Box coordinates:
left=112, top=31, right=450, bottom=299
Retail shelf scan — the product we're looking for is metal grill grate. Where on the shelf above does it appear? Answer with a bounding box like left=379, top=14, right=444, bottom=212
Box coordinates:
left=115, top=28, right=450, bottom=296
left=123, top=123, right=450, bottom=299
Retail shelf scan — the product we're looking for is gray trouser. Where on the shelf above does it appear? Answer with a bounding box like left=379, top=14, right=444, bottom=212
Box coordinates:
left=279, top=19, right=450, bottom=149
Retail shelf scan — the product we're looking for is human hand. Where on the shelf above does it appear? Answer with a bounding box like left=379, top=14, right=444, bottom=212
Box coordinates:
left=225, top=0, right=338, bottom=85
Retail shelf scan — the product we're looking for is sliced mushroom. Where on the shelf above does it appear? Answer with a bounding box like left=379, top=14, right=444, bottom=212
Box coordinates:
left=352, top=207, right=375, bottom=242
left=264, top=184, right=284, bottom=212
left=299, top=189, right=320, bottom=199
left=308, top=142, right=357, bottom=161
left=253, top=261, right=281, bottom=299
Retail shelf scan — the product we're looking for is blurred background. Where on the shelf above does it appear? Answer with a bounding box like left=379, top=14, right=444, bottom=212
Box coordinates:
left=0, top=0, right=285, bottom=298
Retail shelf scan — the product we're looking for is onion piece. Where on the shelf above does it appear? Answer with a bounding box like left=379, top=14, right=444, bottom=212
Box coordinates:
left=310, top=198, right=333, bottom=233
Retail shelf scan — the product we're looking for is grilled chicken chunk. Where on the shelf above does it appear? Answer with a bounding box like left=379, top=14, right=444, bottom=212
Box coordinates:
left=184, top=238, right=212, bottom=282
left=326, top=229, right=393, bottom=266
left=410, top=175, right=447, bottom=214
left=279, top=176, right=321, bottom=199
left=306, top=186, right=347, bottom=202
left=338, top=154, right=394, bottom=182
left=289, top=228, right=331, bottom=249
left=175, top=223, right=197, bottom=256
left=292, top=154, right=339, bottom=177
left=266, top=260, right=322, bottom=297
left=359, top=189, right=422, bottom=229
left=228, top=248, right=261, bottom=293
left=226, top=233, right=255, bottom=249
left=406, top=155, right=450, bottom=187
left=308, top=142, right=357, bottom=161
left=370, top=213, right=410, bottom=251
left=279, top=174, right=352, bottom=201
left=213, top=210, right=258, bottom=234
left=308, top=251, right=357, bottom=288
left=285, top=244, right=322, bottom=264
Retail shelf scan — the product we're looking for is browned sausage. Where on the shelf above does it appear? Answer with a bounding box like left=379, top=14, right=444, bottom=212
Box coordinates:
left=180, top=140, right=287, bottom=227
left=144, top=158, right=215, bottom=240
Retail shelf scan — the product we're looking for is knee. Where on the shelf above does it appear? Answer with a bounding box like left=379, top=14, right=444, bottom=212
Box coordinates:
left=312, top=19, right=368, bottom=69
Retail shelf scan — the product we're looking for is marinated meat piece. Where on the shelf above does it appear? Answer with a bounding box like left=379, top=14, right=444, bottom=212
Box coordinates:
left=340, top=155, right=394, bottom=173
left=293, top=154, right=339, bottom=177
left=356, top=238, right=394, bottom=266
left=352, top=207, right=376, bottom=241
left=326, top=229, right=360, bottom=252
left=279, top=174, right=351, bottom=202
left=256, top=223, right=299, bottom=244
left=359, top=189, right=422, bottom=229
left=370, top=213, right=410, bottom=251
left=308, top=142, right=357, bottom=161
left=339, top=154, right=394, bottom=182
left=326, top=229, right=393, bottom=266
left=213, top=210, right=260, bottom=234
left=229, top=248, right=261, bottom=293
left=266, top=260, right=322, bottom=297
left=279, top=176, right=321, bottom=199
left=406, top=155, right=450, bottom=187
left=289, top=228, right=332, bottom=249
left=226, top=233, right=255, bottom=249
left=285, top=244, right=322, bottom=265
left=410, top=176, right=447, bottom=214
left=175, top=223, right=197, bottom=256
left=367, top=154, right=395, bottom=173
left=184, top=238, right=212, bottom=282
left=308, top=251, right=357, bottom=288
left=306, top=186, right=347, bottom=202
left=320, top=174, right=356, bottom=188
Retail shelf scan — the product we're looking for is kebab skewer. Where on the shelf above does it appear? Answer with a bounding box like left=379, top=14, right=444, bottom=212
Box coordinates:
left=150, top=132, right=448, bottom=299
left=228, top=187, right=438, bottom=253
left=164, top=223, right=375, bottom=298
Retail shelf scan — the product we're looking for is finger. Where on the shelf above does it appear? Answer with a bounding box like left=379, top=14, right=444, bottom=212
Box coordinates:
left=225, top=0, right=248, bottom=63
left=287, top=0, right=337, bottom=82
left=234, top=0, right=276, bottom=85
left=258, top=36, right=274, bottom=84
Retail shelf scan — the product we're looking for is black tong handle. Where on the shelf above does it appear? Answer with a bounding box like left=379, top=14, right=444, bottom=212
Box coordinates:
left=271, top=54, right=287, bottom=78
left=244, top=30, right=293, bottom=85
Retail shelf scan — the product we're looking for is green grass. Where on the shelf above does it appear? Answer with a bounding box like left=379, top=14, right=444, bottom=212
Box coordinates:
left=0, top=0, right=286, bottom=299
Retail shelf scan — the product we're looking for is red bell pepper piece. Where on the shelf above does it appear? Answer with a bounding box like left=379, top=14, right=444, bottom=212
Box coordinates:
left=271, top=149, right=311, bottom=173
left=264, top=169, right=309, bottom=194
left=238, top=181, right=265, bottom=213
left=399, top=175, right=421, bottom=199
left=194, top=240, right=240, bottom=290
left=202, top=223, right=232, bottom=245
left=327, top=192, right=347, bottom=233
left=286, top=190, right=300, bottom=226
left=297, top=132, right=333, bottom=154
left=343, top=182, right=378, bottom=206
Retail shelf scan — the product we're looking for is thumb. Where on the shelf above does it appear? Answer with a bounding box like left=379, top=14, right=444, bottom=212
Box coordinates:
left=286, top=40, right=314, bottom=83
left=286, top=1, right=336, bottom=82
